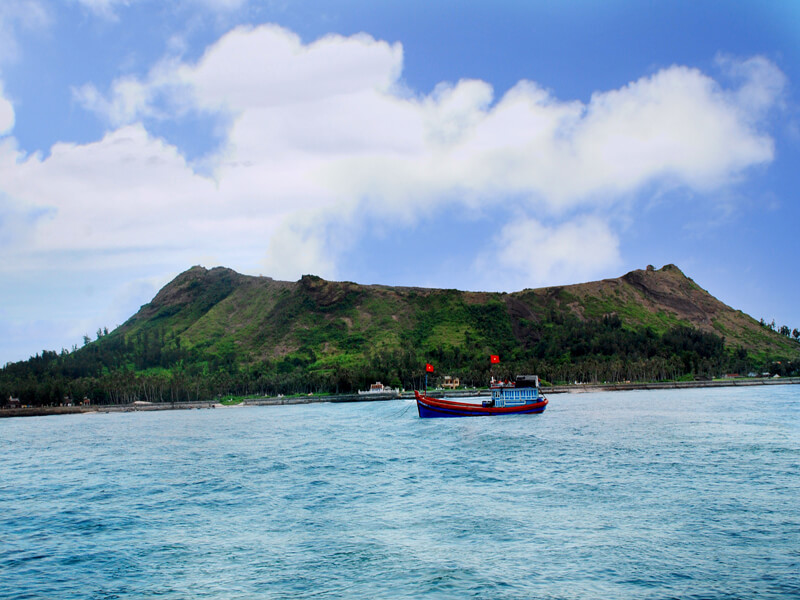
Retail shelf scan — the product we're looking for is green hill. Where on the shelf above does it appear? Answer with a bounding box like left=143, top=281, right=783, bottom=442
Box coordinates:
left=2, top=264, right=798, bottom=405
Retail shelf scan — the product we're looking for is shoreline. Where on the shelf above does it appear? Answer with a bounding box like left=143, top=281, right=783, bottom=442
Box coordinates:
left=2, top=376, right=798, bottom=419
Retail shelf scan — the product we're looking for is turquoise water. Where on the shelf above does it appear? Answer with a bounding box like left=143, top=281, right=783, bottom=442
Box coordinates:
left=1, top=386, right=798, bottom=599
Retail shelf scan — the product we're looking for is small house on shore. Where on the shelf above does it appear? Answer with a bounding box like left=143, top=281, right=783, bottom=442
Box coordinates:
left=442, top=376, right=460, bottom=389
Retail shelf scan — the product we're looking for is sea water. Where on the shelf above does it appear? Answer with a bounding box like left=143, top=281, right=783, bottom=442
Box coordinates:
left=1, top=385, right=798, bottom=599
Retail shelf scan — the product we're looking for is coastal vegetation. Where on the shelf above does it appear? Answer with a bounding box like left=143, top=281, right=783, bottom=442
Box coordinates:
left=2, top=264, right=799, bottom=406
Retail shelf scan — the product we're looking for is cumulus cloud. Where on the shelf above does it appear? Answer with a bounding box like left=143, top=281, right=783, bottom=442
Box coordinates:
left=262, top=220, right=339, bottom=280
left=8, top=24, right=788, bottom=287
left=0, top=124, right=264, bottom=263
left=77, top=26, right=404, bottom=125
left=0, top=83, right=14, bottom=134
left=717, top=54, right=788, bottom=118
left=74, top=76, right=165, bottom=127
left=476, top=216, right=622, bottom=290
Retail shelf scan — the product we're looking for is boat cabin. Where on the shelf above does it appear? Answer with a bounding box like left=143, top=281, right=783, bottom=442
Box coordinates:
left=488, top=375, right=542, bottom=407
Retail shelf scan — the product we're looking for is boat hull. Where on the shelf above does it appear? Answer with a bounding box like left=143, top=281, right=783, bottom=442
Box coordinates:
left=415, top=391, right=547, bottom=418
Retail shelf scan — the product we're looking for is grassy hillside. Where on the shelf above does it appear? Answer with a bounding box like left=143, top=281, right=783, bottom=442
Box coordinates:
left=117, top=263, right=795, bottom=366
left=3, top=264, right=798, bottom=405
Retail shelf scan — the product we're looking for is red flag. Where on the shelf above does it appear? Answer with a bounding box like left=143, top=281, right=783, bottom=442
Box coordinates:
left=425, top=363, right=434, bottom=373
left=490, top=355, right=500, bottom=364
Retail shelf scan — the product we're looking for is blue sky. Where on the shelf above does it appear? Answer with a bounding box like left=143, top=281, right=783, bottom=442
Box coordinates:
left=0, top=0, right=798, bottom=364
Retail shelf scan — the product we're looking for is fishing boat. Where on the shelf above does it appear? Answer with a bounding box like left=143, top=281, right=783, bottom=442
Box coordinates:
left=415, top=375, right=548, bottom=418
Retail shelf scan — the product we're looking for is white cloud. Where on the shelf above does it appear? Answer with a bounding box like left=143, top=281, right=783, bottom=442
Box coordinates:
left=476, top=216, right=622, bottom=289
left=8, top=25, right=788, bottom=289
left=0, top=0, right=49, bottom=63
left=566, top=66, right=775, bottom=195
left=73, top=78, right=154, bottom=127
left=0, top=124, right=279, bottom=268
left=73, top=0, right=126, bottom=18
left=0, top=83, right=14, bottom=134
left=78, top=25, right=404, bottom=126
left=262, top=219, right=339, bottom=280
left=717, top=54, right=788, bottom=118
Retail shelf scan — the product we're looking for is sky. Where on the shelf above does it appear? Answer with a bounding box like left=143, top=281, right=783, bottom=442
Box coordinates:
left=0, top=0, right=799, bottom=365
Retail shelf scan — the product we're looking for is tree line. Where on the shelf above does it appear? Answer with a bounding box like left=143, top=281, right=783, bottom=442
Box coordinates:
left=759, top=318, right=800, bottom=342
left=2, top=318, right=798, bottom=407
